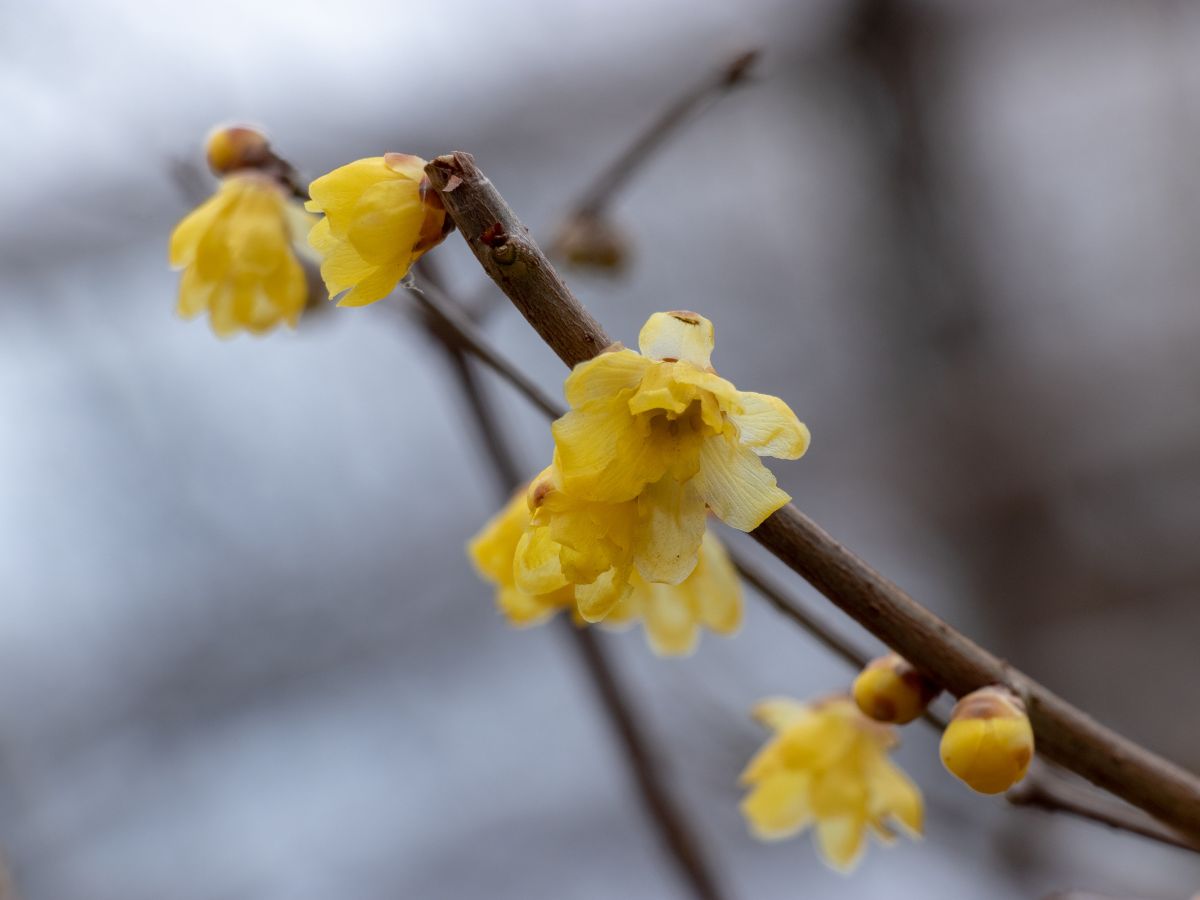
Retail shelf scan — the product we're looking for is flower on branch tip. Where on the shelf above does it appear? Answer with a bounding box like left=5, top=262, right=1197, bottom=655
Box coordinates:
left=852, top=653, right=941, bottom=725
left=940, top=686, right=1034, bottom=795
left=305, top=154, right=448, bottom=308
left=740, top=696, right=923, bottom=872
left=168, top=172, right=315, bottom=337
left=551, top=312, right=809, bottom=586
left=467, top=481, right=741, bottom=656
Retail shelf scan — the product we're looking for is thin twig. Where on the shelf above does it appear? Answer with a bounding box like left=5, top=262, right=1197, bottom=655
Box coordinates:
left=413, top=282, right=727, bottom=900
left=569, top=50, right=759, bottom=219
left=1009, top=773, right=1200, bottom=853
left=422, top=150, right=1200, bottom=842
left=406, top=245, right=1198, bottom=856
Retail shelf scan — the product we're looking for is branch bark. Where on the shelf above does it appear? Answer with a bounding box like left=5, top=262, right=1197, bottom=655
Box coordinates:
left=422, top=150, right=1200, bottom=841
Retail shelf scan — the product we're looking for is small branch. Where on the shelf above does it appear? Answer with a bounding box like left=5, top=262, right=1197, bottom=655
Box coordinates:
left=1009, top=773, right=1200, bottom=854
left=569, top=50, right=759, bottom=220
left=411, top=280, right=728, bottom=900
left=423, top=150, right=1200, bottom=842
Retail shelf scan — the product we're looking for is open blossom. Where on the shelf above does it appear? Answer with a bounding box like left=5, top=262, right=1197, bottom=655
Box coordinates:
left=740, top=696, right=923, bottom=872
left=168, top=172, right=313, bottom=337
left=468, top=483, right=741, bottom=655
left=305, top=154, right=447, bottom=307
left=552, top=311, right=809, bottom=585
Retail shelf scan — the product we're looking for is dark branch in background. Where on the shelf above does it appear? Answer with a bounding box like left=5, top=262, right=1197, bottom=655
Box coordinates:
left=567, top=50, right=758, bottom=220
left=1009, top=775, right=1200, bottom=854
left=408, top=268, right=727, bottom=900
left=421, top=150, right=1200, bottom=842
left=402, top=259, right=1200, bottom=857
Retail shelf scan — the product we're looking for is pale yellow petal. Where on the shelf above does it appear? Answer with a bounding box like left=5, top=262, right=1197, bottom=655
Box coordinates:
left=513, top=527, right=569, bottom=596
left=552, top=395, right=664, bottom=502
left=346, top=177, right=425, bottom=265
left=335, top=260, right=404, bottom=307
left=729, top=391, right=811, bottom=460
left=169, top=188, right=230, bottom=267
left=633, top=477, right=706, bottom=585
left=695, top=431, right=791, bottom=531
left=497, top=585, right=563, bottom=627
left=575, top=565, right=633, bottom=622
left=640, top=582, right=699, bottom=657
left=751, top=698, right=813, bottom=732
left=637, top=311, right=715, bottom=367
left=814, top=815, right=867, bottom=872
left=562, top=350, right=650, bottom=407
left=741, top=772, right=812, bottom=840
left=868, top=758, right=924, bottom=837
left=468, top=491, right=529, bottom=586
left=689, top=532, right=742, bottom=634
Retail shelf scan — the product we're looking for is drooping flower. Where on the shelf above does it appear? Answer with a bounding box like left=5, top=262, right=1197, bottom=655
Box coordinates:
left=940, top=686, right=1034, bottom=794
left=168, top=172, right=314, bottom=337
left=551, top=311, right=809, bottom=585
left=852, top=653, right=941, bottom=725
left=305, top=154, right=448, bottom=307
left=740, top=696, right=923, bottom=872
left=468, top=482, right=742, bottom=655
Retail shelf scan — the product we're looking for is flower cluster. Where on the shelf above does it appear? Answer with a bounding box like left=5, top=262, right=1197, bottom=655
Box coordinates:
left=740, top=696, right=923, bottom=871
left=469, top=487, right=740, bottom=656
left=481, top=311, right=806, bottom=624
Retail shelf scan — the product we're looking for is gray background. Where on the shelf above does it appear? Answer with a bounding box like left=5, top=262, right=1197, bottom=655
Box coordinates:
left=2, top=0, right=1199, bottom=896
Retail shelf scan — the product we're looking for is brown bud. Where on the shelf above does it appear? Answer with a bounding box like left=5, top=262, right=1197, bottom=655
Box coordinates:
left=550, top=213, right=629, bottom=272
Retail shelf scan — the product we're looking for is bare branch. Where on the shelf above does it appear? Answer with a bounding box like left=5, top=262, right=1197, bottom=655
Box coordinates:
left=422, top=150, right=1200, bottom=842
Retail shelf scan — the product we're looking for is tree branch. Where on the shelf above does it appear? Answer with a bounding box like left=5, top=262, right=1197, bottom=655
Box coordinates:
left=404, top=254, right=1197, bottom=857
left=422, top=150, right=1200, bottom=842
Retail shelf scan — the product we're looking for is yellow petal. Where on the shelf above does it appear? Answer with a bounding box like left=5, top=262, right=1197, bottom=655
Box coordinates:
left=575, top=564, right=634, bottom=622
left=751, top=698, right=812, bottom=732
left=306, top=157, right=393, bottom=231
left=562, top=350, right=650, bottom=407
left=513, top=527, right=569, bottom=596
left=552, top=395, right=664, bottom=502
left=468, top=491, right=529, bottom=586
left=695, top=431, right=791, bottom=531
left=346, top=177, right=425, bottom=265
left=497, top=585, right=565, bottom=627
left=169, top=189, right=230, bottom=268
left=633, top=477, right=706, bottom=584
left=729, top=391, right=811, bottom=460
left=741, top=772, right=812, bottom=840
left=868, top=757, right=924, bottom=837
left=640, top=582, right=699, bottom=657
left=814, top=814, right=867, bottom=872
left=637, top=311, right=715, bottom=368
left=689, top=532, right=742, bottom=634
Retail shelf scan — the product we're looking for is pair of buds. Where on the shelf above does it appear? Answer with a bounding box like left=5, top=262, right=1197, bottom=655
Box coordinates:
left=853, top=654, right=1035, bottom=794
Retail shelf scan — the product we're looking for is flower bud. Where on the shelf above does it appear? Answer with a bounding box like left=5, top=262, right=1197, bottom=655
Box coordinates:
left=852, top=653, right=940, bottom=725
left=940, top=686, right=1034, bottom=794
left=551, top=213, right=629, bottom=272
left=205, top=125, right=273, bottom=176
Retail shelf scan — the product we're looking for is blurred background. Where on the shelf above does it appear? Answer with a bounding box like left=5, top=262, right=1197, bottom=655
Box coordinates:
left=2, top=0, right=1199, bottom=896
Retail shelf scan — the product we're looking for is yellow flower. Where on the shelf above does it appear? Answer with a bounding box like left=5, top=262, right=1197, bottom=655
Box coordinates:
left=305, top=154, right=448, bottom=307
left=740, top=696, right=923, bottom=872
left=551, top=311, right=809, bottom=584
left=468, top=484, right=742, bottom=655
left=168, top=172, right=313, bottom=337
left=852, top=653, right=940, bottom=725
left=940, top=686, right=1034, bottom=794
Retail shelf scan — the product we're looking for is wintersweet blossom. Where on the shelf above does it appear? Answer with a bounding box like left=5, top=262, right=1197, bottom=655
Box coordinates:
left=551, top=311, right=809, bottom=585
left=468, top=484, right=741, bottom=655
left=168, top=173, right=313, bottom=337
left=740, top=696, right=923, bottom=871
left=305, top=154, right=447, bottom=307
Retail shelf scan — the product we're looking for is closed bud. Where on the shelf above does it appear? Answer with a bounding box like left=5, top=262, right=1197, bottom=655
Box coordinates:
left=551, top=213, right=629, bottom=272
left=205, top=125, right=273, bottom=176
left=940, top=686, right=1034, bottom=794
left=852, top=653, right=939, bottom=725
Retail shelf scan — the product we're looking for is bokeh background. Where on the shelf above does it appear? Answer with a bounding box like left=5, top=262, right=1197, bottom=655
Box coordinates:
left=2, top=0, right=1199, bottom=897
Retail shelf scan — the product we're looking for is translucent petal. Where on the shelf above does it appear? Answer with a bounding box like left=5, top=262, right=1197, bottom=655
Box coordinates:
left=575, top=565, right=633, bottom=622
left=814, top=814, right=867, bottom=872
left=637, top=311, right=715, bottom=367
left=689, top=532, right=742, bottom=634
left=640, top=582, right=699, bottom=657
left=695, top=431, right=791, bottom=531
left=468, top=490, right=529, bottom=586
left=633, top=477, right=706, bottom=585
left=552, top=395, right=664, bottom=502
left=513, top=527, right=569, bottom=595
left=729, top=391, right=811, bottom=459
left=868, top=758, right=924, bottom=837
left=562, top=349, right=650, bottom=407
